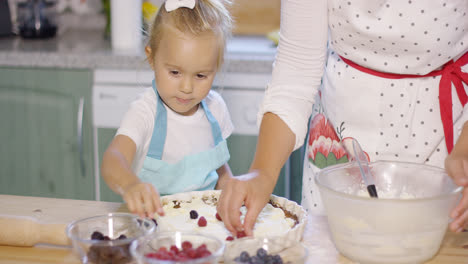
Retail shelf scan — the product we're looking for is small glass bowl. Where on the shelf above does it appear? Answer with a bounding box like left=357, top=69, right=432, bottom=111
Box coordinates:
left=66, top=213, right=156, bottom=264
left=130, top=231, right=225, bottom=264
left=224, top=236, right=308, bottom=264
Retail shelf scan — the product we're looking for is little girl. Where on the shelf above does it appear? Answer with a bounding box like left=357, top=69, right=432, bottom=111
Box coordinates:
left=101, top=0, right=234, bottom=218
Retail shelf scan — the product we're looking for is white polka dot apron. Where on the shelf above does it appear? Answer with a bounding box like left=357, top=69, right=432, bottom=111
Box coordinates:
left=302, top=0, right=468, bottom=215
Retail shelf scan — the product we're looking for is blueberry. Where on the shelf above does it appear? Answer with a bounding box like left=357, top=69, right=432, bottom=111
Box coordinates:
left=117, top=234, right=127, bottom=240
left=250, top=256, right=264, bottom=264
left=91, top=231, right=104, bottom=240
left=265, top=256, right=275, bottom=264
left=239, top=251, right=250, bottom=262
left=256, top=248, right=267, bottom=259
left=189, top=210, right=199, bottom=219
left=272, top=255, right=283, bottom=264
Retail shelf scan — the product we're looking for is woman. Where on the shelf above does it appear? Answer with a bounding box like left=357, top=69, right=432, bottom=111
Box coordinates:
left=217, top=0, right=468, bottom=236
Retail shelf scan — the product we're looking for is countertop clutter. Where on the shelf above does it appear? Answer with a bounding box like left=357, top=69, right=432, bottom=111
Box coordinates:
left=0, top=195, right=467, bottom=264
left=0, top=27, right=276, bottom=73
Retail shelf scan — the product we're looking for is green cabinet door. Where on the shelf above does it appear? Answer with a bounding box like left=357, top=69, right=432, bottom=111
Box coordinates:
left=97, top=128, right=123, bottom=202
left=0, top=67, right=95, bottom=200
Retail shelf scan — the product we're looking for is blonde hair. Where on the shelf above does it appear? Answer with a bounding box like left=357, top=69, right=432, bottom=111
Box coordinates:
left=147, top=0, right=233, bottom=69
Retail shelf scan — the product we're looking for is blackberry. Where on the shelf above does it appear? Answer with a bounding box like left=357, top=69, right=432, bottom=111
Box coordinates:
left=91, top=231, right=104, bottom=240
left=118, top=234, right=127, bottom=240
left=189, top=210, right=199, bottom=219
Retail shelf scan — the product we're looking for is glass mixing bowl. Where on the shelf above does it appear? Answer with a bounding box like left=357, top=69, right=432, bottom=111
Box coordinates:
left=315, top=160, right=462, bottom=264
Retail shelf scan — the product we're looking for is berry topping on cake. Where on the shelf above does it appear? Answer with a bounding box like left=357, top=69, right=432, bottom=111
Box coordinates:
left=198, top=216, right=207, bottom=227
left=190, top=210, right=199, bottom=219
left=226, top=236, right=234, bottom=241
left=215, top=212, right=222, bottom=221
left=236, top=231, right=247, bottom=238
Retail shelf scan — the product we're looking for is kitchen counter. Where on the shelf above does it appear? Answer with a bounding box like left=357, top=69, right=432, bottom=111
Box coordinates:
left=0, top=195, right=467, bottom=264
left=0, top=29, right=276, bottom=73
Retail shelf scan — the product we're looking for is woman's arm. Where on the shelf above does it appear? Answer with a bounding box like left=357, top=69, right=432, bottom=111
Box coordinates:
left=217, top=0, right=329, bottom=237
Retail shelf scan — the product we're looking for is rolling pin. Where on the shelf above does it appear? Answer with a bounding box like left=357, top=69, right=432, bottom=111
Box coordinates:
left=0, top=216, right=69, bottom=246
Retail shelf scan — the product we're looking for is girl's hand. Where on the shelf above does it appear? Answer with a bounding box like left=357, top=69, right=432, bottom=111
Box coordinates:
left=216, top=171, right=274, bottom=237
left=122, top=182, right=164, bottom=219
left=445, top=152, right=468, bottom=233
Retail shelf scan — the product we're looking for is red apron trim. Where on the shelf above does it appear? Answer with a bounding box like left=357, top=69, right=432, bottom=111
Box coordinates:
left=339, top=52, right=468, bottom=153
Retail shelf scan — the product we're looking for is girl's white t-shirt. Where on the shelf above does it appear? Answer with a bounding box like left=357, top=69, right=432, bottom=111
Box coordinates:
left=116, top=88, right=234, bottom=174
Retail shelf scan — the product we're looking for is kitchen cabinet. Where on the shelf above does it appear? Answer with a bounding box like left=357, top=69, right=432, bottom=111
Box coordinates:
left=0, top=67, right=95, bottom=200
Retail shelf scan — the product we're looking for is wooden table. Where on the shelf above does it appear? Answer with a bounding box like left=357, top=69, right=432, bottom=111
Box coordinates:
left=0, top=195, right=467, bottom=264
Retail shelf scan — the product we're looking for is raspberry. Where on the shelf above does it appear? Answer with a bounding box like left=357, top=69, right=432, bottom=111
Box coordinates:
left=175, top=254, right=189, bottom=261
left=236, top=231, right=247, bottom=238
left=226, top=236, right=234, bottom=241
left=158, top=246, right=167, bottom=252
left=198, top=216, right=207, bottom=227
left=186, top=248, right=197, bottom=259
left=182, top=241, right=193, bottom=251
left=145, top=252, right=158, bottom=259
left=189, top=210, right=198, bottom=219
left=199, top=251, right=212, bottom=257
left=170, top=245, right=179, bottom=254
left=215, top=212, right=222, bottom=221
left=196, top=244, right=207, bottom=251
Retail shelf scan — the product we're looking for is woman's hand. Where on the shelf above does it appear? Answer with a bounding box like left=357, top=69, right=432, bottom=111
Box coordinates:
left=445, top=154, right=468, bottom=233
left=445, top=122, right=468, bottom=232
left=217, top=113, right=296, bottom=237
left=216, top=171, right=275, bottom=237
left=123, top=182, right=164, bottom=219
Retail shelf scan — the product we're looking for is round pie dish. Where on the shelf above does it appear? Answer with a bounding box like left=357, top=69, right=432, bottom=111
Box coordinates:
left=154, top=190, right=308, bottom=245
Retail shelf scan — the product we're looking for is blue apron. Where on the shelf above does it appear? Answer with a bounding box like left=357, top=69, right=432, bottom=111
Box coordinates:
left=138, top=80, right=230, bottom=196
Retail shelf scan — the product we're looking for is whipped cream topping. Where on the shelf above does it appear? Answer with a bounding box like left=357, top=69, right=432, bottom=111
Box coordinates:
left=155, top=196, right=295, bottom=242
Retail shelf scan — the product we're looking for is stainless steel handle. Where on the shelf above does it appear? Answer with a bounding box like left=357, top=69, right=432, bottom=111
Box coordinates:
left=77, top=97, right=85, bottom=178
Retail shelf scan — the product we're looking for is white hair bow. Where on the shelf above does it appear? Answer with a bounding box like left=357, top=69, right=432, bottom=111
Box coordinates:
left=165, top=0, right=196, bottom=12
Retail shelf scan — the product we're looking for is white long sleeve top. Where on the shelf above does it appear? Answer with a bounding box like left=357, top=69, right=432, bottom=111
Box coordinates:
left=259, top=0, right=468, bottom=150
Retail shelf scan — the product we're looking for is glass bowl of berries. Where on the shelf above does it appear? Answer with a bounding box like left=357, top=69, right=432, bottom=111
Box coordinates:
left=130, top=231, right=225, bottom=264
left=66, top=213, right=156, bottom=264
left=223, top=236, right=308, bottom=264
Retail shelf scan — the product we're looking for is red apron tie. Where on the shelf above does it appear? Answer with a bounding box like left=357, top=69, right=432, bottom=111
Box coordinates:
left=339, top=52, right=468, bottom=153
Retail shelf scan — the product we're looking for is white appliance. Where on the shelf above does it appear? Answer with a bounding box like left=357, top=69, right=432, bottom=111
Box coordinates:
left=92, top=69, right=290, bottom=201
